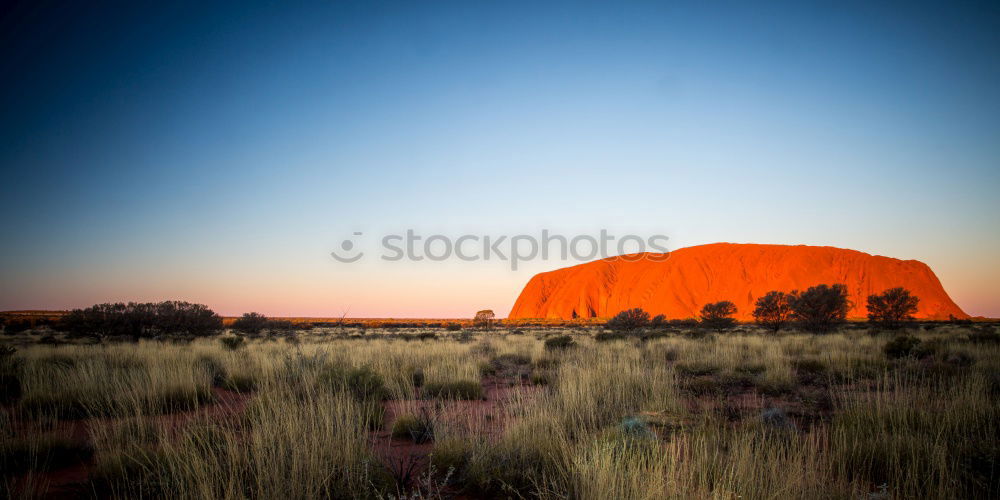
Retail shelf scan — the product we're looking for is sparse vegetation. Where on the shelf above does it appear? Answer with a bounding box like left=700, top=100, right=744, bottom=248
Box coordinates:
left=2, top=322, right=998, bottom=499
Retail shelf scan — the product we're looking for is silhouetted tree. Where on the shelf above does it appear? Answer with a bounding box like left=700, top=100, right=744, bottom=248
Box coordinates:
left=606, top=308, right=651, bottom=333
left=231, top=312, right=269, bottom=336
left=700, top=301, right=737, bottom=330
left=473, top=310, right=496, bottom=330
left=867, top=287, right=919, bottom=330
left=752, top=291, right=792, bottom=333
left=788, top=284, right=851, bottom=333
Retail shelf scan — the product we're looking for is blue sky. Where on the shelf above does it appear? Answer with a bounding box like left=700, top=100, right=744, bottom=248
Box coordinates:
left=1, top=1, right=998, bottom=317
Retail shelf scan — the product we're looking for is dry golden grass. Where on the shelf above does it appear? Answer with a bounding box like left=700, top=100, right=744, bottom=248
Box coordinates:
left=2, top=323, right=998, bottom=499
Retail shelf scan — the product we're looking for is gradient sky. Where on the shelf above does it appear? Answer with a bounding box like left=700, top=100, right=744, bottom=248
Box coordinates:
left=1, top=0, right=998, bottom=317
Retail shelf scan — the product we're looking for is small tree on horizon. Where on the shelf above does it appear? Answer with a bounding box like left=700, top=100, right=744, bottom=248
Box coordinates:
left=473, top=310, right=496, bottom=330
left=700, top=301, right=737, bottom=331
left=752, top=291, right=792, bottom=333
left=788, top=284, right=851, bottom=333
left=867, top=287, right=919, bottom=330
left=606, top=308, right=651, bottom=333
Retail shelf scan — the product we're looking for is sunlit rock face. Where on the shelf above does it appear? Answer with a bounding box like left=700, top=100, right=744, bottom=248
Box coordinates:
left=508, top=243, right=968, bottom=321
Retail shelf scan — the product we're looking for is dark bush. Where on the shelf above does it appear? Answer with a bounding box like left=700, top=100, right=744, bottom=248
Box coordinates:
left=3, top=319, right=32, bottom=334
left=231, top=312, right=269, bottom=335
left=410, top=368, right=425, bottom=388
left=61, top=301, right=222, bottom=338
left=1, top=435, right=94, bottom=476
left=968, top=327, right=1000, bottom=344
left=700, top=301, right=737, bottom=330
left=792, top=358, right=827, bottom=376
left=0, top=347, right=21, bottom=405
left=544, top=335, right=575, bottom=350
left=883, top=335, right=921, bottom=359
left=752, top=291, right=792, bottom=333
left=650, top=314, right=668, bottom=329
left=595, top=332, right=628, bottom=342
left=788, top=284, right=851, bottom=333
left=219, top=336, right=245, bottom=350
left=37, top=334, right=62, bottom=345
left=867, top=287, right=919, bottom=330
left=445, top=323, right=462, bottom=331
left=606, top=308, right=650, bottom=333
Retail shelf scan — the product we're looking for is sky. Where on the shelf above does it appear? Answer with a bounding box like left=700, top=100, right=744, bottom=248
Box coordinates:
left=1, top=0, right=998, bottom=318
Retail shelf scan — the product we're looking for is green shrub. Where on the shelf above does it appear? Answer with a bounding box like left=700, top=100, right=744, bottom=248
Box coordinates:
left=423, top=380, right=483, bottom=400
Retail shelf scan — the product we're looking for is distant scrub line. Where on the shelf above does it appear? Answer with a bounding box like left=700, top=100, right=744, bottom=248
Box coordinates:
left=0, top=284, right=972, bottom=340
